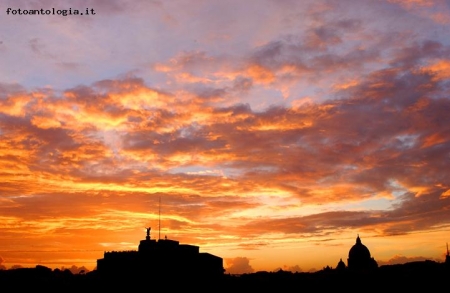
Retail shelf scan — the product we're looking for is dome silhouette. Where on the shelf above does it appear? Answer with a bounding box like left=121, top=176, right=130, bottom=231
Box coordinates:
left=335, top=258, right=346, bottom=270
left=349, top=234, right=371, bottom=259
left=347, top=234, right=378, bottom=271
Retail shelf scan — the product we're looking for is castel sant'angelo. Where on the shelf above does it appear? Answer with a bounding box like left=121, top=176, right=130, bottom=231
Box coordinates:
left=96, top=227, right=224, bottom=279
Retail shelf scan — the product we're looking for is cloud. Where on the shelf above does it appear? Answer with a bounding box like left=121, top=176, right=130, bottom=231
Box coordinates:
left=377, top=254, right=442, bottom=266
left=0, top=56, right=449, bottom=242
left=274, top=264, right=303, bottom=273
left=388, top=0, right=450, bottom=24
left=225, top=257, right=255, bottom=274
left=60, top=265, right=90, bottom=274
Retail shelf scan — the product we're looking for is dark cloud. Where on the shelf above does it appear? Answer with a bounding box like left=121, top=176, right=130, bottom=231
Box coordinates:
left=0, top=83, right=25, bottom=97
left=225, top=256, right=254, bottom=274
left=28, top=38, right=55, bottom=59
left=56, top=62, right=83, bottom=71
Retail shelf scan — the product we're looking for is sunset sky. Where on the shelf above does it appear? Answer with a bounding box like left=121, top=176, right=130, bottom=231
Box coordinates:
left=1, top=0, right=450, bottom=274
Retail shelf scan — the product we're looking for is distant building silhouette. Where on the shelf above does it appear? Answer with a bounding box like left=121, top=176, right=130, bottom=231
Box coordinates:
left=96, top=227, right=224, bottom=279
left=347, top=235, right=378, bottom=272
left=335, top=258, right=346, bottom=270
left=446, top=243, right=450, bottom=268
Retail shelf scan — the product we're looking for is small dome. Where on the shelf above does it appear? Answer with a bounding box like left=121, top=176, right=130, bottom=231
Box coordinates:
left=336, top=258, right=346, bottom=270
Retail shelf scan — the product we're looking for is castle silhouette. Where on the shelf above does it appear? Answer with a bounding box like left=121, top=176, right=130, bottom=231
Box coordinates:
left=96, top=227, right=224, bottom=280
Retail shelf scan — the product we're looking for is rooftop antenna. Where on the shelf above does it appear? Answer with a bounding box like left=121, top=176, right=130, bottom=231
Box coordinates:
left=158, top=196, right=161, bottom=240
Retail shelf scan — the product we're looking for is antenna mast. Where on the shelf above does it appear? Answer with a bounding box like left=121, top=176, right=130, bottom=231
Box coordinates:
left=158, top=196, right=161, bottom=240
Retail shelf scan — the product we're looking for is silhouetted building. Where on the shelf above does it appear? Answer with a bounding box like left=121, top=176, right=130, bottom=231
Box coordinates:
left=96, top=227, right=224, bottom=280
left=347, top=235, right=378, bottom=272
left=446, top=243, right=450, bottom=268
left=335, top=258, right=346, bottom=270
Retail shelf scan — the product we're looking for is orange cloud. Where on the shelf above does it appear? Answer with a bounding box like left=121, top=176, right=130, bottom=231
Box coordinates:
left=422, top=59, right=450, bottom=81
left=0, top=94, right=30, bottom=117
left=247, top=64, right=276, bottom=84
left=333, top=79, right=360, bottom=90
left=421, top=133, right=447, bottom=148
left=31, top=116, right=62, bottom=129
left=441, top=189, right=450, bottom=198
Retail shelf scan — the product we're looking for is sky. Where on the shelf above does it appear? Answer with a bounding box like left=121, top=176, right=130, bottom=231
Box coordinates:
left=1, top=0, right=450, bottom=274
